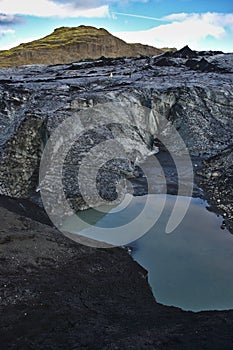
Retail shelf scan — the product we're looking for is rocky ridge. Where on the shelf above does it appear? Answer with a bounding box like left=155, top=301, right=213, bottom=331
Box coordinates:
left=0, top=46, right=232, bottom=227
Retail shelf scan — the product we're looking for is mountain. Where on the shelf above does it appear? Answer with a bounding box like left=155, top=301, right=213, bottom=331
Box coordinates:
left=0, top=25, right=174, bottom=67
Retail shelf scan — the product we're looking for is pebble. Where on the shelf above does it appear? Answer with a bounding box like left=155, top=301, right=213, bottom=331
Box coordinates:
left=212, top=172, right=219, bottom=177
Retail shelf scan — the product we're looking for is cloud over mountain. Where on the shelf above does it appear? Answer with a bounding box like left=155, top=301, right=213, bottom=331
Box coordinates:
left=115, top=12, right=233, bottom=50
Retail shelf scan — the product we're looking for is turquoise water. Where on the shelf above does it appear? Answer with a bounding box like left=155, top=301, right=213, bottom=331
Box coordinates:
left=62, top=195, right=233, bottom=312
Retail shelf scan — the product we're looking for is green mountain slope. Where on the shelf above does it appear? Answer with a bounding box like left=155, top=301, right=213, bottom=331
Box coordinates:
left=0, top=25, right=174, bottom=67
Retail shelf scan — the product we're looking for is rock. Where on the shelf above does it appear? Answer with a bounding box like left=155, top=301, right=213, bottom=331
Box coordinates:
left=154, top=57, right=177, bottom=67
left=198, top=50, right=224, bottom=56
left=186, top=57, right=226, bottom=73
left=199, top=145, right=233, bottom=232
left=172, top=45, right=198, bottom=58
left=0, top=50, right=232, bottom=221
left=0, top=114, right=45, bottom=197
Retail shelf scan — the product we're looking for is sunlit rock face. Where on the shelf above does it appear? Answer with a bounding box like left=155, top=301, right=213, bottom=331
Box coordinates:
left=0, top=47, right=232, bottom=218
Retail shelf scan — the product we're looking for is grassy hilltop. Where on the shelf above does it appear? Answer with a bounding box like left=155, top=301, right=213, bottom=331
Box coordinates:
left=0, top=25, right=175, bottom=67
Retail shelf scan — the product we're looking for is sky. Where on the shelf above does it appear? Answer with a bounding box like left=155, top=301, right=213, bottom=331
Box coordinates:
left=0, top=0, right=232, bottom=52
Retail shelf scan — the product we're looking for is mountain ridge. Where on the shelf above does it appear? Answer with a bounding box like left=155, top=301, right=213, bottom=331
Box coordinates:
left=0, top=25, right=175, bottom=67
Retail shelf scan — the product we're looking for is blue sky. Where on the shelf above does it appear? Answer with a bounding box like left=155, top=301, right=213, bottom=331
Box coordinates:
left=0, top=0, right=232, bottom=52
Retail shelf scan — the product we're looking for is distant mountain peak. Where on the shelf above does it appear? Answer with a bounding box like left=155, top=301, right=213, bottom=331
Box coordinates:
left=0, top=25, right=174, bottom=68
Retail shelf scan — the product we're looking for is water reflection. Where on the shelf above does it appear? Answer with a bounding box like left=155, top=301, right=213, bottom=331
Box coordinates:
left=131, top=196, right=233, bottom=312
left=62, top=194, right=233, bottom=311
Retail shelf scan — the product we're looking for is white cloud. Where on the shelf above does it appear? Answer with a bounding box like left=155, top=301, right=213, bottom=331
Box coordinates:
left=201, top=13, right=233, bottom=30
left=0, top=28, right=15, bottom=49
left=114, top=12, right=232, bottom=50
left=51, top=0, right=150, bottom=8
left=0, top=28, right=15, bottom=34
left=0, top=0, right=110, bottom=18
left=0, top=28, right=15, bottom=38
left=163, top=12, right=190, bottom=21
left=164, top=12, right=233, bottom=30
left=0, top=14, right=22, bottom=25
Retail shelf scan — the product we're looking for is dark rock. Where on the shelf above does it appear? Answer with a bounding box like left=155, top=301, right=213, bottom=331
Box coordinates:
left=198, top=144, right=233, bottom=232
left=0, top=114, right=45, bottom=198
left=198, top=50, right=224, bottom=56
left=0, top=205, right=233, bottom=349
left=172, top=45, right=198, bottom=58
left=0, top=52, right=232, bottom=215
left=154, top=57, right=177, bottom=67
left=186, top=57, right=226, bottom=72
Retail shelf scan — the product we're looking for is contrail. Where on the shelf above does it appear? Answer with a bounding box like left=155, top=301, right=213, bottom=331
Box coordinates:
left=112, top=12, right=169, bottom=22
